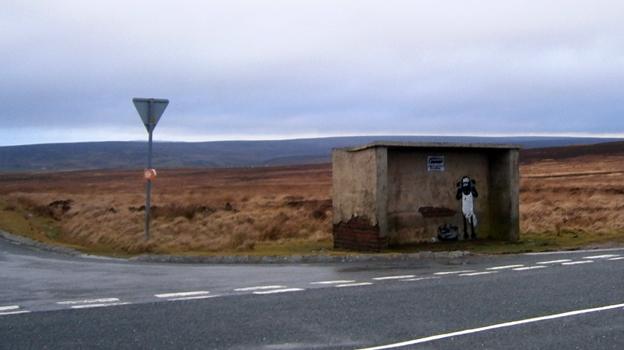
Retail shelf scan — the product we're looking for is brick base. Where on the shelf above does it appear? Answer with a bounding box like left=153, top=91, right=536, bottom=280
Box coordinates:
left=333, top=216, right=387, bottom=252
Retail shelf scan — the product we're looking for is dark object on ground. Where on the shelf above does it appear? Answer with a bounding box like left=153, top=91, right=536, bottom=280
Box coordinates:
left=437, top=224, right=459, bottom=241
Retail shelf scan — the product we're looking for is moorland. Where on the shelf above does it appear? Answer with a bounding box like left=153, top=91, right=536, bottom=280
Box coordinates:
left=1, top=141, right=624, bottom=255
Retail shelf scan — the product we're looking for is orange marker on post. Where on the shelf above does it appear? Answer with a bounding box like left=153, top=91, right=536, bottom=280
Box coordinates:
left=144, top=168, right=157, bottom=181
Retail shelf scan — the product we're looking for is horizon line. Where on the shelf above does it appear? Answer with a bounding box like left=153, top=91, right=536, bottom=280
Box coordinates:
left=2, top=132, right=624, bottom=148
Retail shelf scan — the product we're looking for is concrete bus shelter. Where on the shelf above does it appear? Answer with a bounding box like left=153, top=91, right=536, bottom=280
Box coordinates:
left=332, top=142, right=521, bottom=251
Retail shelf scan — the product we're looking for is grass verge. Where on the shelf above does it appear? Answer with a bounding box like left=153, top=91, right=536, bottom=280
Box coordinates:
left=0, top=199, right=132, bottom=257
left=1, top=198, right=623, bottom=257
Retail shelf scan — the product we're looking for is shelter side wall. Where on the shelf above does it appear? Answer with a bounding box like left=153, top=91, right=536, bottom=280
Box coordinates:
left=375, top=147, right=389, bottom=237
left=332, top=148, right=388, bottom=251
left=386, top=149, right=491, bottom=243
left=332, top=148, right=378, bottom=225
left=488, top=149, right=520, bottom=241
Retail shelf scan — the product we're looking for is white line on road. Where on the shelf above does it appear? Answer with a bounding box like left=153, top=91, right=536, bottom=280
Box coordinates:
left=434, top=270, right=475, bottom=275
left=357, top=302, right=624, bottom=350
left=459, top=271, right=498, bottom=277
left=373, top=275, right=415, bottom=281
left=537, top=259, right=572, bottom=264
left=562, top=260, right=594, bottom=265
left=401, top=277, right=441, bottom=282
left=70, top=302, right=130, bottom=309
left=57, top=298, right=120, bottom=305
left=253, top=288, right=304, bottom=295
left=0, top=310, right=31, bottom=316
left=168, top=295, right=221, bottom=301
left=234, top=285, right=286, bottom=292
left=525, top=247, right=624, bottom=255
left=486, top=265, right=524, bottom=270
left=0, top=305, right=20, bottom=312
left=609, top=257, right=624, bottom=261
left=335, top=282, right=374, bottom=288
left=310, top=280, right=356, bottom=285
left=79, top=254, right=121, bottom=261
left=513, top=266, right=547, bottom=271
left=583, top=254, right=619, bottom=259
left=155, top=291, right=210, bottom=298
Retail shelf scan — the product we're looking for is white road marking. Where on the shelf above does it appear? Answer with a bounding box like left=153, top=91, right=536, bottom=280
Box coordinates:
left=486, top=265, right=524, bottom=270
left=512, top=266, right=547, bottom=271
left=335, top=282, right=374, bottom=288
left=57, top=298, right=120, bottom=305
left=310, top=280, right=356, bottom=285
left=357, top=302, right=624, bottom=350
left=252, top=288, right=304, bottom=295
left=0, top=305, right=20, bottom=312
left=234, top=285, right=286, bottom=292
left=562, top=260, right=594, bottom=265
left=434, top=270, right=475, bottom=275
left=0, top=310, right=31, bottom=316
left=70, top=302, right=130, bottom=309
left=373, top=275, right=415, bottom=281
left=79, top=254, right=120, bottom=261
left=583, top=254, right=619, bottom=259
left=537, top=259, right=571, bottom=264
left=459, top=271, right=498, bottom=277
left=525, top=247, right=624, bottom=255
left=168, top=295, right=221, bottom=301
left=609, top=257, right=624, bottom=261
left=155, top=291, right=210, bottom=298
left=401, top=277, right=440, bottom=282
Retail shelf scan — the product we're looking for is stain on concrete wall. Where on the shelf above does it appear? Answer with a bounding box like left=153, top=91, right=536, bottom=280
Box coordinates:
left=333, top=216, right=385, bottom=251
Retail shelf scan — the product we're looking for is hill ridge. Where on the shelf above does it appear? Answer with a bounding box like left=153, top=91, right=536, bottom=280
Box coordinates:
left=0, top=136, right=622, bottom=172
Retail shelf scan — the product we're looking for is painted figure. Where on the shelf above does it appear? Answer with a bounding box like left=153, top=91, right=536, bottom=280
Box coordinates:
left=456, top=176, right=478, bottom=239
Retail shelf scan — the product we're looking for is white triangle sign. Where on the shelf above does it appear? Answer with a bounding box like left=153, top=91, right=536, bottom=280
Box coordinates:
left=133, top=97, right=169, bottom=132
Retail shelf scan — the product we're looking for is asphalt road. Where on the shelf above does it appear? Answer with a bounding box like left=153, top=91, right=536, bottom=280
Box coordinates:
left=1, top=237, right=624, bottom=349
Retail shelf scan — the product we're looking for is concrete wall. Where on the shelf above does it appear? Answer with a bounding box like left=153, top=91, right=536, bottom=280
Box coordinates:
left=332, top=148, right=388, bottom=251
left=488, top=149, right=520, bottom=241
left=332, top=148, right=378, bottom=226
left=386, top=148, right=491, bottom=243
left=332, top=145, right=520, bottom=251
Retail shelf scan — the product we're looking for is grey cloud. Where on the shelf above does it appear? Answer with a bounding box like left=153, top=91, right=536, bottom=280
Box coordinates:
left=1, top=0, right=624, bottom=145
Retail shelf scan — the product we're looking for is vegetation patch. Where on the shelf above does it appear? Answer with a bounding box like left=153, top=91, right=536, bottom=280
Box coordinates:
left=0, top=153, right=623, bottom=256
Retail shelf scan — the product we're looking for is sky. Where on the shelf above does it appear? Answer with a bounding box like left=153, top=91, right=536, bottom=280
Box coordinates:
left=2, top=0, right=624, bottom=146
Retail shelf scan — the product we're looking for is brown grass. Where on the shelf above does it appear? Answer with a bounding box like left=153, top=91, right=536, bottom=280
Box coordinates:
left=1, top=152, right=624, bottom=255
left=0, top=165, right=332, bottom=254
left=520, top=156, right=624, bottom=238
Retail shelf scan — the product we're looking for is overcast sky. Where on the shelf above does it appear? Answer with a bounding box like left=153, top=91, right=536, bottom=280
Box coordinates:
left=2, top=1, right=624, bottom=146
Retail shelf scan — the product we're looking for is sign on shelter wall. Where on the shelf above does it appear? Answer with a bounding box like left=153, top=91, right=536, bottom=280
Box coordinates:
left=427, top=155, right=445, bottom=172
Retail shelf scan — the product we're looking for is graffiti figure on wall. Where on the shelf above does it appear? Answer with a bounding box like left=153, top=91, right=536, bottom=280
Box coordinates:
left=456, top=176, right=478, bottom=239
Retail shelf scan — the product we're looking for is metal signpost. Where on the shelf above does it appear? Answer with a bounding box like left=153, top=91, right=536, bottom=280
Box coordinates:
left=133, top=97, right=169, bottom=240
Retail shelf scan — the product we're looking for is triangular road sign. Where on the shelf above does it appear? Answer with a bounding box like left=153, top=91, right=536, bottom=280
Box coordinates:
left=133, top=97, right=169, bottom=132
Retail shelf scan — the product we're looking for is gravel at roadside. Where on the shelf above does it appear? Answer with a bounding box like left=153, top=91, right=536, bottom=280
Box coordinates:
left=0, top=229, right=471, bottom=264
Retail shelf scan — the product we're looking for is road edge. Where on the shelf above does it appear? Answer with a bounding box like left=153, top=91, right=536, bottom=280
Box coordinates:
left=0, top=229, right=474, bottom=263
left=128, top=250, right=472, bottom=264
left=0, top=229, right=82, bottom=257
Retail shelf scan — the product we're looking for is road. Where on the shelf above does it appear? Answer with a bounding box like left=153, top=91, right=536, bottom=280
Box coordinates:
left=1, top=237, right=624, bottom=349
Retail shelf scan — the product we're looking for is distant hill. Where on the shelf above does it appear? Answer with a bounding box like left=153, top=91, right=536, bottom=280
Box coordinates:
left=0, top=136, right=622, bottom=172
left=520, top=140, right=624, bottom=164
